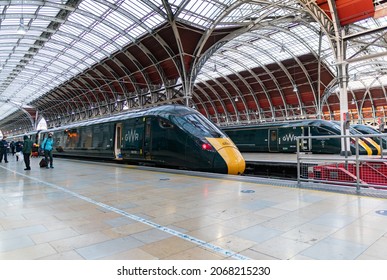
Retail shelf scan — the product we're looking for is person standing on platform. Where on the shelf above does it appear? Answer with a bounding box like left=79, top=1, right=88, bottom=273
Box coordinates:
left=0, top=136, right=9, bottom=163
left=10, top=141, right=15, bottom=155
left=41, top=133, right=54, bottom=169
left=15, top=140, right=23, bottom=161
left=22, top=135, right=33, bottom=170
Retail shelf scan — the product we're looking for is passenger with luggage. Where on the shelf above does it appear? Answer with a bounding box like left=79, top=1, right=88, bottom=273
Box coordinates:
left=41, top=133, right=54, bottom=169
left=22, top=135, right=33, bottom=170
left=15, top=140, right=23, bottom=161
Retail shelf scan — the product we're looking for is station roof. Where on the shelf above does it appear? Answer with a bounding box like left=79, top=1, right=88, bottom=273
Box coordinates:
left=1, top=0, right=387, bottom=135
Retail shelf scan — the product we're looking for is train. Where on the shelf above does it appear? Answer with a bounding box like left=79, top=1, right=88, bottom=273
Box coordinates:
left=352, top=124, right=387, bottom=150
left=7, top=105, right=246, bottom=175
left=222, top=119, right=380, bottom=155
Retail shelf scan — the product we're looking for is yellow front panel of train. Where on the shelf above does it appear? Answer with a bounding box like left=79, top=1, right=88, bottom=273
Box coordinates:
left=206, top=137, right=246, bottom=175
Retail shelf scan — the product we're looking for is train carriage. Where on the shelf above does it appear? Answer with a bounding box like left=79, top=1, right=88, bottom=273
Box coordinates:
left=352, top=124, right=387, bottom=150
left=34, top=105, right=245, bottom=175
left=222, top=119, right=378, bottom=155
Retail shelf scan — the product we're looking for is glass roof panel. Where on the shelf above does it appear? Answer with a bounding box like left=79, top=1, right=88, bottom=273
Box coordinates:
left=83, top=33, right=107, bottom=47
left=57, top=54, right=78, bottom=66
left=49, top=36, right=74, bottom=48
left=133, top=0, right=164, bottom=16
left=59, top=24, right=85, bottom=37
left=103, top=44, right=119, bottom=54
left=37, top=5, right=60, bottom=17
left=30, top=19, right=51, bottom=28
left=105, top=10, right=133, bottom=28
left=72, top=41, right=96, bottom=54
left=66, top=13, right=95, bottom=27
left=80, top=0, right=109, bottom=17
left=44, top=42, right=67, bottom=52
left=126, top=26, right=147, bottom=38
left=66, top=49, right=88, bottom=61
left=142, top=13, right=165, bottom=29
left=85, top=58, right=97, bottom=65
left=92, top=23, right=120, bottom=40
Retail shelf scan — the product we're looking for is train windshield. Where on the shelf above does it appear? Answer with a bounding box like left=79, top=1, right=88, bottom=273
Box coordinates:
left=353, top=125, right=380, bottom=134
left=172, top=113, right=227, bottom=138
left=331, top=121, right=370, bottom=135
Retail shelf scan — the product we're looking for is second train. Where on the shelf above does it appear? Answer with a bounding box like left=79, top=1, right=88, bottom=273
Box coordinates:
left=222, top=119, right=383, bottom=155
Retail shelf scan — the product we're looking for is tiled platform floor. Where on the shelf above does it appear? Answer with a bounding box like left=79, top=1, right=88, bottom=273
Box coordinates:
left=1, top=155, right=387, bottom=260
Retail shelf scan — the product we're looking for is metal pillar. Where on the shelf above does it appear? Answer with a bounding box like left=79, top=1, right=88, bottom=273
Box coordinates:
left=327, top=0, right=351, bottom=156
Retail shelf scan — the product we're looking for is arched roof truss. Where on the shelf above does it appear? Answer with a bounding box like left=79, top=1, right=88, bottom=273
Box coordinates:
left=2, top=0, right=387, bottom=133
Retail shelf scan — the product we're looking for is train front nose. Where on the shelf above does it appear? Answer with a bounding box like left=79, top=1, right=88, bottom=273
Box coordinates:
left=220, top=147, right=246, bottom=175
left=206, top=138, right=246, bottom=175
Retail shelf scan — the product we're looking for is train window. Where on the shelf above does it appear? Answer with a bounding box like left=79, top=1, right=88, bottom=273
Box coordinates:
left=173, top=113, right=226, bottom=138
left=271, top=130, right=277, bottom=141
left=159, top=119, right=174, bottom=129
left=315, top=127, right=333, bottom=135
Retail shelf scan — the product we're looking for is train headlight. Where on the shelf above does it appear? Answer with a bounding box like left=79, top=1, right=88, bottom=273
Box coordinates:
left=201, top=143, right=214, bottom=151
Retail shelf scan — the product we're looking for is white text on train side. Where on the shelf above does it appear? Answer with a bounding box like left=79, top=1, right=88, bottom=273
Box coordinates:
left=125, top=129, right=139, bottom=142
left=282, top=133, right=298, bottom=142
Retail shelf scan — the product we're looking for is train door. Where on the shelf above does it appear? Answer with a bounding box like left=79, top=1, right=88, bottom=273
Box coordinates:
left=143, top=117, right=152, bottom=159
left=114, top=123, right=123, bottom=160
left=301, top=126, right=312, bottom=151
left=268, top=129, right=279, bottom=152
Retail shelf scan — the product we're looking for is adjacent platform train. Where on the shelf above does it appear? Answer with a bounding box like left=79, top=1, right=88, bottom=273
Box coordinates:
left=9, top=105, right=246, bottom=175
left=352, top=124, right=387, bottom=150
left=222, top=119, right=380, bottom=155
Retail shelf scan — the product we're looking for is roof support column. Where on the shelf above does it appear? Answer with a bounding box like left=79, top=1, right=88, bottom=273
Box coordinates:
left=338, top=39, right=351, bottom=157
left=327, top=0, right=351, bottom=156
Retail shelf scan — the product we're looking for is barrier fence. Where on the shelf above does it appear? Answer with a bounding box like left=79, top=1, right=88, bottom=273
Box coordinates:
left=296, top=133, right=387, bottom=192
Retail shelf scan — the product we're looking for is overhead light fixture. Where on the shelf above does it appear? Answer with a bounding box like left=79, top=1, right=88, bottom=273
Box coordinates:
left=17, top=18, right=26, bottom=34
left=235, top=96, right=238, bottom=102
left=279, top=40, right=285, bottom=53
left=18, top=0, right=26, bottom=35
left=280, top=43, right=285, bottom=53
left=293, top=85, right=298, bottom=92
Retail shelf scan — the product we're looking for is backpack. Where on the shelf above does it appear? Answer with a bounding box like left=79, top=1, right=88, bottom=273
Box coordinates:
left=39, top=158, right=48, bottom=168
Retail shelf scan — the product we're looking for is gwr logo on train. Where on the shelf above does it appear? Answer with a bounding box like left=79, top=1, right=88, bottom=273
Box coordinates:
left=125, top=129, right=139, bottom=142
left=282, top=133, right=298, bottom=142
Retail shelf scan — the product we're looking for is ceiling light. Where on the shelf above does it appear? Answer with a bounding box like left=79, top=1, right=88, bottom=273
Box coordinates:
left=293, top=85, right=298, bottom=92
left=17, top=18, right=26, bottom=35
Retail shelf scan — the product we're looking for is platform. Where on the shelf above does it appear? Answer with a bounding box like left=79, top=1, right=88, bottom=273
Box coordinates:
left=241, top=152, right=387, bottom=179
left=242, top=152, right=387, bottom=165
left=1, top=155, right=387, bottom=260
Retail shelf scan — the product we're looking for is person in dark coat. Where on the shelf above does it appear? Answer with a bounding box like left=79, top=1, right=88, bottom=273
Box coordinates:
left=10, top=141, right=15, bottom=155
left=22, top=135, right=33, bottom=170
left=15, top=140, right=23, bottom=161
left=0, top=136, right=9, bottom=163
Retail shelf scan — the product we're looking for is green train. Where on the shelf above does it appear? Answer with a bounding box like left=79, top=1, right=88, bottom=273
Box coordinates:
left=11, top=105, right=245, bottom=175
left=352, top=124, right=387, bottom=150
left=222, top=119, right=379, bottom=155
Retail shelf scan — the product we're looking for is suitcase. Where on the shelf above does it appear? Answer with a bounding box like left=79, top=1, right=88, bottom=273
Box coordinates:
left=39, top=158, right=48, bottom=168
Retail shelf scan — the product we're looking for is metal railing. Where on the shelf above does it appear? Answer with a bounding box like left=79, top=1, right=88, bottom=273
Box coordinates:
left=296, top=133, right=387, bottom=193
